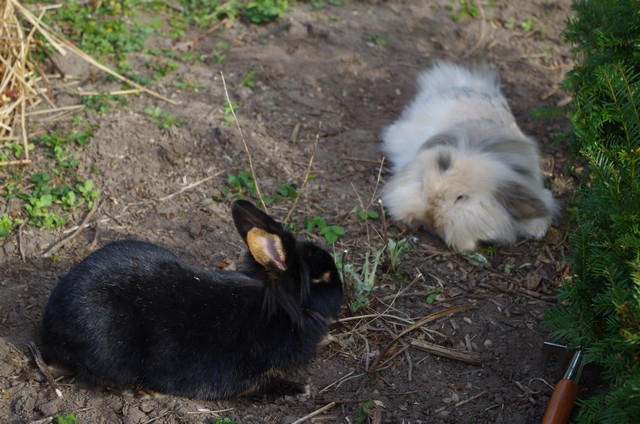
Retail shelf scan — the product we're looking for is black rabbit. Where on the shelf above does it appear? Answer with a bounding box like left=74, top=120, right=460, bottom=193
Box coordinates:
left=40, top=200, right=343, bottom=400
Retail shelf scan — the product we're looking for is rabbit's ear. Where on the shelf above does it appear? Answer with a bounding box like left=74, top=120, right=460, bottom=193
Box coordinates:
left=246, top=228, right=287, bottom=271
left=231, top=200, right=284, bottom=239
left=495, top=182, right=550, bottom=220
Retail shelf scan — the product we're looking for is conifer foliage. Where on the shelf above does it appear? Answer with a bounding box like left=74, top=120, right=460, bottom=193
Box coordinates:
left=544, top=1, right=640, bottom=422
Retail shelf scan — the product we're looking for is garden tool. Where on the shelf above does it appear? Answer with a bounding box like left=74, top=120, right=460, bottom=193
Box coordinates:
left=541, top=342, right=583, bottom=424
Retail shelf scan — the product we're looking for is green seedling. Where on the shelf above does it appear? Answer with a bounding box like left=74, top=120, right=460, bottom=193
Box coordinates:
left=80, top=94, right=128, bottom=114
left=343, top=248, right=384, bottom=313
left=0, top=213, right=21, bottom=241
left=151, top=59, right=180, bottom=80
left=354, top=400, right=376, bottom=424
left=451, top=0, right=480, bottom=22
left=144, top=106, right=183, bottom=129
left=212, top=41, right=231, bottom=64
left=520, top=18, right=534, bottom=32
left=213, top=418, right=237, bottom=424
left=54, top=413, right=79, bottom=424
left=174, top=79, right=206, bottom=91
left=305, top=215, right=345, bottom=244
left=241, top=70, right=256, bottom=88
left=76, top=179, right=101, bottom=209
left=213, top=171, right=258, bottom=202
left=358, top=207, right=379, bottom=221
left=221, top=102, right=240, bottom=125
left=385, top=238, right=411, bottom=272
left=243, top=0, right=289, bottom=24
left=366, top=32, right=388, bottom=46
left=425, top=287, right=441, bottom=304
left=0, top=141, right=33, bottom=161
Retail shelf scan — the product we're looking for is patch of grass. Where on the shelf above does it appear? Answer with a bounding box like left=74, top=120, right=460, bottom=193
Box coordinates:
left=47, top=0, right=156, bottom=63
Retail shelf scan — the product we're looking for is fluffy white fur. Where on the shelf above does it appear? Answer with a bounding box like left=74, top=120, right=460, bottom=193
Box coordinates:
left=381, top=62, right=556, bottom=252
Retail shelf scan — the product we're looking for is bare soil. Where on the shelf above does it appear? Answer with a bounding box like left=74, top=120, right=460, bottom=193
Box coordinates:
left=1, top=1, right=581, bottom=423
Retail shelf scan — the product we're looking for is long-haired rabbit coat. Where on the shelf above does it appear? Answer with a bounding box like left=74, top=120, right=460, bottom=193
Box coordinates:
left=41, top=200, right=343, bottom=400
left=381, top=62, right=556, bottom=252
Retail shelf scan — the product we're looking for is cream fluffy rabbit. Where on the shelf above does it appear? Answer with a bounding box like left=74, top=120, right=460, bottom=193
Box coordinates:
left=381, top=62, right=555, bottom=252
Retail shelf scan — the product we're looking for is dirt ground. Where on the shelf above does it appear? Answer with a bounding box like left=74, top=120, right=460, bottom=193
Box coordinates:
left=1, top=1, right=581, bottom=423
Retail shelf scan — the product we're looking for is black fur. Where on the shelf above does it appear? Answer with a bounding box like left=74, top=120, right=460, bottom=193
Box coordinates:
left=40, top=200, right=343, bottom=400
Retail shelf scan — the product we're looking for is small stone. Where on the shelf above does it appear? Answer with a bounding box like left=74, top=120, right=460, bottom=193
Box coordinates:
left=37, top=399, right=60, bottom=416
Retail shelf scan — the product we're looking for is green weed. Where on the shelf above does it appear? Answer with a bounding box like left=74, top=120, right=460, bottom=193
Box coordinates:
left=213, top=418, right=237, bottom=424
left=144, top=106, right=183, bottom=129
left=221, top=102, right=240, bottom=125
left=80, top=94, right=128, bottom=114
left=450, top=0, right=480, bottom=22
left=241, top=70, right=256, bottom=88
left=213, top=171, right=297, bottom=205
left=425, top=287, right=441, bottom=304
left=342, top=248, right=384, bottom=313
left=305, top=215, right=345, bottom=244
left=0, top=141, right=33, bottom=161
left=0, top=213, right=21, bottom=241
left=243, top=0, right=289, bottom=24
left=354, top=400, right=376, bottom=424
left=358, top=207, right=379, bottom=221
left=54, top=413, right=79, bottom=424
left=366, top=32, right=388, bottom=46
left=385, top=238, right=411, bottom=272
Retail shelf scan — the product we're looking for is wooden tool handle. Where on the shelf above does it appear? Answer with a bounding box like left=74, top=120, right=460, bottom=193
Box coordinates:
left=542, top=379, right=579, bottom=424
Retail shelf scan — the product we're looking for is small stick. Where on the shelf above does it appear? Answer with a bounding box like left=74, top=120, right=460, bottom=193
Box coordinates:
left=410, top=339, right=482, bottom=366
left=219, top=71, right=267, bottom=211
left=285, top=125, right=321, bottom=223
left=369, top=304, right=478, bottom=372
left=27, top=342, right=62, bottom=398
left=18, top=221, right=26, bottom=262
left=159, top=172, right=223, bottom=201
left=75, top=89, right=141, bottom=97
left=291, top=402, right=336, bottom=424
left=24, top=104, right=85, bottom=116
left=455, top=390, right=488, bottom=407
left=0, top=159, right=32, bottom=167
left=43, top=198, right=100, bottom=257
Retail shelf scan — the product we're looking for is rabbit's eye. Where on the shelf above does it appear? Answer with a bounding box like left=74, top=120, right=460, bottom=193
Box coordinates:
left=311, top=271, right=331, bottom=284
left=455, top=194, right=468, bottom=204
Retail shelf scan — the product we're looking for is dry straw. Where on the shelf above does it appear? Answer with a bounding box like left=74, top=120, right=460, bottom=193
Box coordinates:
left=0, top=0, right=174, bottom=167
left=0, top=0, right=49, bottom=166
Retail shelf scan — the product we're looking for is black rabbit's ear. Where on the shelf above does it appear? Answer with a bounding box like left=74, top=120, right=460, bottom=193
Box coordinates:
left=231, top=200, right=283, bottom=239
left=246, top=228, right=287, bottom=271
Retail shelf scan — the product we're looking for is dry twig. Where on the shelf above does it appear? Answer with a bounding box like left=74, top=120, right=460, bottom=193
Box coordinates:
left=42, top=198, right=100, bottom=257
left=26, top=341, right=62, bottom=398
